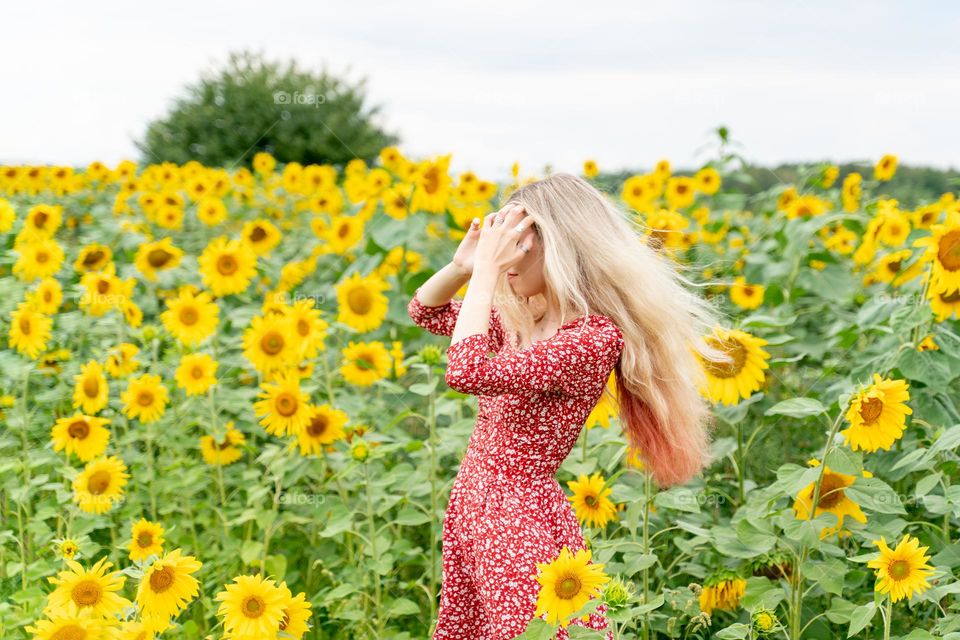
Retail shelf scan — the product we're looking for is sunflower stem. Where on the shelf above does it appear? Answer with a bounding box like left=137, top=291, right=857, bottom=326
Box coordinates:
left=642, top=470, right=652, bottom=640
left=882, top=596, right=892, bottom=640
left=363, top=460, right=385, bottom=636
left=427, top=366, right=439, bottom=626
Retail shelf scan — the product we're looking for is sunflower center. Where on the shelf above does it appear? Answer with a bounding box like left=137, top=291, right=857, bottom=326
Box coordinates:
left=217, top=254, right=238, bottom=275
left=34, top=211, right=49, bottom=227
left=308, top=415, right=328, bottom=437
left=242, top=595, right=266, bottom=618
left=554, top=574, right=582, bottom=600
left=83, top=250, right=104, bottom=266
left=37, top=251, right=50, bottom=263
left=191, top=366, right=205, bottom=380
left=147, top=248, right=173, bottom=268
left=817, top=474, right=846, bottom=510
left=19, top=316, right=31, bottom=334
left=422, top=167, right=440, bottom=194
left=249, top=226, right=267, bottom=242
left=71, top=579, right=102, bottom=606
left=50, top=624, right=85, bottom=640
left=217, top=438, right=233, bottom=450
left=149, top=565, right=175, bottom=593
left=275, top=392, right=299, bottom=417
left=137, top=390, right=155, bottom=407
left=68, top=420, right=90, bottom=439
left=279, top=611, right=290, bottom=630
left=297, top=319, right=310, bottom=337
left=584, top=494, right=598, bottom=507
left=888, top=559, right=911, bottom=581
left=260, top=331, right=285, bottom=356
left=347, top=288, right=372, bottom=314
left=96, top=280, right=110, bottom=294
left=137, top=532, right=153, bottom=547
left=87, top=470, right=112, bottom=494
left=179, top=306, right=199, bottom=326
left=83, top=376, right=100, bottom=398
left=859, top=397, right=883, bottom=424
left=887, top=260, right=902, bottom=273
left=703, top=336, right=747, bottom=378
left=938, top=230, right=960, bottom=271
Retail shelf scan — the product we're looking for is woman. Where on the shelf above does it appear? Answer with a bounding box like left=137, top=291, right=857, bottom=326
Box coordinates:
left=407, top=173, right=729, bottom=639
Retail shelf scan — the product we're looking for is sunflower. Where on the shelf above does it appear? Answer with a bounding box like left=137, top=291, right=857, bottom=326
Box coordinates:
left=45, top=556, right=131, bottom=618
left=134, top=237, right=184, bottom=282
left=410, top=155, right=452, bottom=213
left=104, top=343, right=140, bottom=378
left=699, top=570, right=746, bottom=615
left=73, top=360, right=109, bottom=414
left=842, top=173, right=862, bottom=212
left=51, top=413, right=110, bottom=462
left=174, top=353, right=218, bottom=396
left=198, top=236, right=257, bottom=297
left=339, top=340, right=393, bottom=387
left=74, top=243, right=113, bottom=273
left=73, top=456, right=129, bottom=514
left=253, top=151, right=277, bottom=175
left=287, top=298, right=329, bottom=359
left=334, top=272, right=390, bottom=332
left=161, top=288, right=219, bottom=346
left=930, top=287, right=960, bottom=322
left=253, top=370, right=312, bottom=437
left=697, top=327, right=770, bottom=406
left=665, top=176, right=696, bottom=209
left=25, top=610, right=106, bottom=640
left=28, top=277, right=63, bottom=314
left=874, top=154, right=898, bottom=181
left=128, top=519, right=165, bottom=562
left=389, top=340, right=407, bottom=378
left=296, top=404, right=348, bottom=456
left=242, top=219, right=282, bottom=256
left=533, top=546, right=610, bottom=628
left=121, top=374, right=169, bottom=424
left=793, top=465, right=867, bottom=536
left=136, top=548, right=203, bottom=619
left=242, top=313, right=299, bottom=374
left=78, top=267, right=123, bottom=316
left=867, top=533, right=935, bottom=602
left=14, top=237, right=65, bottom=281
left=277, top=582, right=313, bottom=639
left=8, top=302, right=52, bottom=359
left=567, top=472, right=618, bottom=528
left=840, top=374, right=912, bottom=452
left=913, top=208, right=960, bottom=296
left=196, top=196, right=227, bottom=225
left=729, top=276, right=764, bottom=310
left=873, top=249, right=923, bottom=285
left=694, top=167, right=721, bottom=195
left=24, top=203, right=63, bottom=237
left=215, top=574, right=288, bottom=638
left=57, top=538, right=80, bottom=561
left=323, top=214, right=364, bottom=253
left=199, top=422, right=246, bottom=466
left=0, top=198, right=16, bottom=231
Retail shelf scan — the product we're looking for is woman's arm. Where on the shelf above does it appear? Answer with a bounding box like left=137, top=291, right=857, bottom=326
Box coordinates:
left=407, top=263, right=506, bottom=348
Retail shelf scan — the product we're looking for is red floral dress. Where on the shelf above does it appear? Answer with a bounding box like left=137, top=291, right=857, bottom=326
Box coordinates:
left=408, top=287, right=624, bottom=640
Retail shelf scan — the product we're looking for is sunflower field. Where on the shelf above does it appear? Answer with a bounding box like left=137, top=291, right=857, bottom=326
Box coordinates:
left=0, top=146, right=959, bottom=640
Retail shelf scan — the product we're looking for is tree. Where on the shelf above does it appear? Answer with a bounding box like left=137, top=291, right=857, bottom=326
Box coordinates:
left=137, top=50, right=398, bottom=168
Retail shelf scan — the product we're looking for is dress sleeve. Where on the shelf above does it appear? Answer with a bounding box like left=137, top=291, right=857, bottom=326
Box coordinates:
left=444, top=316, right=624, bottom=397
left=407, top=286, right=505, bottom=350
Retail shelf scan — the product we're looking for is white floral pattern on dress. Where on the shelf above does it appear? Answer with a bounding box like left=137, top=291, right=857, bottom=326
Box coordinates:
left=409, top=287, right=624, bottom=640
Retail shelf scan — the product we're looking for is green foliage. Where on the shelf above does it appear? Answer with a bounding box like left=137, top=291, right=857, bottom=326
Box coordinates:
left=136, top=50, right=398, bottom=168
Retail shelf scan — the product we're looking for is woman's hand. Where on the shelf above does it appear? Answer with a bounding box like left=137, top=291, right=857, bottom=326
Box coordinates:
left=451, top=217, right=481, bottom=277
left=473, top=204, right=535, bottom=277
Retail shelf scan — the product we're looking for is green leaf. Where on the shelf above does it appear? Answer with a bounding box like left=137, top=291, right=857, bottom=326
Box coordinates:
left=240, top=540, right=263, bottom=566
left=394, top=507, right=431, bottom=526
left=386, top=597, right=421, bottom=617
left=847, top=601, right=877, bottom=637
left=765, top=398, right=826, bottom=418
left=714, top=622, right=751, bottom=639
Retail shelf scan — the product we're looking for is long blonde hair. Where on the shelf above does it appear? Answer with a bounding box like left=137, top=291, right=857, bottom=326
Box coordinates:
left=496, top=172, right=733, bottom=487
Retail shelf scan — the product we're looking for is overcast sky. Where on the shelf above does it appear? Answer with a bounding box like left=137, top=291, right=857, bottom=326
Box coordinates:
left=3, top=1, right=959, bottom=178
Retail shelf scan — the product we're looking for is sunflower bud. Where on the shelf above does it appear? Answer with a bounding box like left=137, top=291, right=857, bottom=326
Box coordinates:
left=602, top=577, right=633, bottom=609
left=351, top=440, right=369, bottom=462
left=751, top=607, right=780, bottom=635
left=419, top=344, right=442, bottom=366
